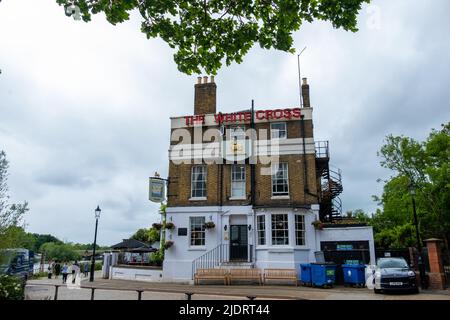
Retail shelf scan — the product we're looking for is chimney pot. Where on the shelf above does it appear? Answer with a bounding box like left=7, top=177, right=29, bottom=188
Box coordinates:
left=194, top=76, right=217, bottom=115
left=197, top=77, right=202, bottom=84
left=301, top=78, right=310, bottom=108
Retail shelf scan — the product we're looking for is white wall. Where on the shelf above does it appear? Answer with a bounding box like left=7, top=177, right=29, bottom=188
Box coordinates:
left=111, top=266, right=164, bottom=282
left=316, top=226, right=376, bottom=264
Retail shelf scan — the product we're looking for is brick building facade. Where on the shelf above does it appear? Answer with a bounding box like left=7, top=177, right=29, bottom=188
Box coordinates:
left=162, top=76, right=375, bottom=282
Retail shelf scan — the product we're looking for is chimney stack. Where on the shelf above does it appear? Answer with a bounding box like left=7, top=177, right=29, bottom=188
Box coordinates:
left=194, top=75, right=217, bottom=115
left=301, top=77, right=311, bottom=108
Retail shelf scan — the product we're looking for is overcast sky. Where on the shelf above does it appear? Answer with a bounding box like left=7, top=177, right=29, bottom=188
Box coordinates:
left=1, top=0, right=449, bottom=246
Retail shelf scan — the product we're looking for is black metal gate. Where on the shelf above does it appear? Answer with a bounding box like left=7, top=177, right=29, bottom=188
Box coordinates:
left=230, top=225, right=248, bottom=261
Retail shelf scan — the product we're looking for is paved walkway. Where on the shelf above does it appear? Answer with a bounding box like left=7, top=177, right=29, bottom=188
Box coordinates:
left=25, top=274, right=450, bottom=300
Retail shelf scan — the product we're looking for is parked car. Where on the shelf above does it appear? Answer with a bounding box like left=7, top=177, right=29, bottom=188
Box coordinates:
left=373, top=257, right=419, bottom=294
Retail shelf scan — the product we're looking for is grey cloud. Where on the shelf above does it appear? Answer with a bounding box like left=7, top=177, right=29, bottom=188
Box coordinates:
left=1, top=0, right=449, bottom=243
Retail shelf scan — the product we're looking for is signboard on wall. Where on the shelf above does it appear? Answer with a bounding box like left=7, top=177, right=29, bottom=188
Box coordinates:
left=149, top=178, right=166, bottom=203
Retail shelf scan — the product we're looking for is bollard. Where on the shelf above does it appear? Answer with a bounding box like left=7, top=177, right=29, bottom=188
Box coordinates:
left=137, top=290, right=143, bottom=300
left=91, top=288, right=95, bottom=300
left=54, top=285, right=60, bottom=300
left=185, top=292, right=194, bottom=300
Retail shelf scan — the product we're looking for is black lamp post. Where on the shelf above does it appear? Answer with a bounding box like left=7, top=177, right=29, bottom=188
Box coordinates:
left=409, top=184, right=426, bottom=289
left=89, top=205, right=101, bottom=282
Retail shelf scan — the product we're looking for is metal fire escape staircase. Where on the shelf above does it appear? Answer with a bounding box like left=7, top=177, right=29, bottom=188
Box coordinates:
left=315, top=141, right=344, bottom=222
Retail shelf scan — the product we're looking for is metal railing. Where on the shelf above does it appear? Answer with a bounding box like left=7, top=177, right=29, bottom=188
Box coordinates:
left=191, top=244, right=255, bottom=279
left=191, top=244, right=229, bottom=279
left=24, top=283, right=261, bottom=300
left=315, top=141, right=329, bottom=159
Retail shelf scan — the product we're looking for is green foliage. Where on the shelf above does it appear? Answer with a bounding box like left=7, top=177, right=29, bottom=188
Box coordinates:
left=39, top=242, right=81, bottom=262
left=0, top=275, right=24, bottom=300
left=94, top=262, right=103, bottom=271
left=150, top=250, right=164, bottom=266
left=0, top=151, right=29, bottom=250
left=374, top=123, right=450, bottom=250
left=131, top=227, right=160, bottom=244
left=55, top=0, right=369, bottom=74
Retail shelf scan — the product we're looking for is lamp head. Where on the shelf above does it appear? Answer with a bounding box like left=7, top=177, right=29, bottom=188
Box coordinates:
left=95, top=205, right=101, bottom=219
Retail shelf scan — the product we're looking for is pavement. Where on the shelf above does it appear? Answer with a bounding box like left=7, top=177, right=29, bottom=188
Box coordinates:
left=24, top=273, right=450, bottom=300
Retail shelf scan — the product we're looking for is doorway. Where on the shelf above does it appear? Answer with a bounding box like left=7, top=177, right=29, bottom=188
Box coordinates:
left=230, top=225, right=248, bottom=261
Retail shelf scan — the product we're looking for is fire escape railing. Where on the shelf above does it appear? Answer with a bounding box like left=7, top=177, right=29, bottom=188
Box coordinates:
left=315, top=141, right=344, bottom=222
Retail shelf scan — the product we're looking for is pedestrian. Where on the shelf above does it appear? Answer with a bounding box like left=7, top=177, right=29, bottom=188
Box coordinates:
left=84, top=262, right=89, bottom=277
left=62, top=262, right=69, bottom=284
left=54, top=261, right=61, bottom=279
left=72, top=261, right=79, bottom=284
left=47, top=260, right=53, bottom=279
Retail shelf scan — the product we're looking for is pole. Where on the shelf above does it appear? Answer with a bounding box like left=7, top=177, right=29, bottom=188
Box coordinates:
left=297, top=46, right=307, bottom=108
left=411, top=195, right=426, bottom=289
left=89, top=218, right=99, bottom=282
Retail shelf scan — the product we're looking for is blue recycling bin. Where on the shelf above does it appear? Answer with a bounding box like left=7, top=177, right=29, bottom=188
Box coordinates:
left=342, top=264, right=366, bottom=287
left=299, top=264, right=312, bottom=286
left=311, top=263, right=337, bottom=288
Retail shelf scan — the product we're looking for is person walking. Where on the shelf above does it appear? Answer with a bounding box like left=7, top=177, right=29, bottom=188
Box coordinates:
left=54, top=261, right=61, bottom=279
left=72, top=261, right=79, bottom=284
left=84, top=262, right=89, bottom=277
left=47, top=260, right=53, bottom=279
left=62, top=262, right=69, bottom=284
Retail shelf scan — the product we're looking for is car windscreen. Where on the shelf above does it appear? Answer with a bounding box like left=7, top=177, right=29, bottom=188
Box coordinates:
left=378, top=258, right=408, bottom=269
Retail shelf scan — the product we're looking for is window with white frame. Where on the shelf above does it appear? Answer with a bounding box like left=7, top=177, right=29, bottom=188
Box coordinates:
left=231, top=164, right=246, bottom=198
left=295, top=215, right=305, bottom=246
left=190, top=217, right=205, bottom=246
left=271, top=214, right=289, bottom=245
left=272, top=163, right=289, bottom=196
left=257, top=215, right=266, bottom=245
left=229, top=126, right=246, bottom=141
left=191, top=165, right=206, bottom=198
left=271, top=122, right=287, bottom=139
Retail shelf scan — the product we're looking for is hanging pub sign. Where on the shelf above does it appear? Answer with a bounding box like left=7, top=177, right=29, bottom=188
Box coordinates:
left=149, top=177, right=166, bottom=203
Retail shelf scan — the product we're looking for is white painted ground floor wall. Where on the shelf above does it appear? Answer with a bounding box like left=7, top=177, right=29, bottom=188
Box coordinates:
left=163, top=205, right=375, bottom=282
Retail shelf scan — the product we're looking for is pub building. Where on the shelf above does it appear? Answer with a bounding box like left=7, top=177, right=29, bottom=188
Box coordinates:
left=162, top=76, right=375, bottom=282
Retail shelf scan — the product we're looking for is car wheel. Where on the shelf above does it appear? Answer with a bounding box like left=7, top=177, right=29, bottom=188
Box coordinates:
left=374, top=288, right=382, bottom=294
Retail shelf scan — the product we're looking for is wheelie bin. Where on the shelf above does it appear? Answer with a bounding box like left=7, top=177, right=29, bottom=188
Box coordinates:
left=342, top=264, right=366, bottom=287
left=311, top=263, right=337, bottom=288
left=299, top=264, right=312, bottom=286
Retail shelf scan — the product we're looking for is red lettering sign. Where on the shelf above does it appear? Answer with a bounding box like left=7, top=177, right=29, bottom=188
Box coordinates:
left=183, top=108, right=302, bottom=125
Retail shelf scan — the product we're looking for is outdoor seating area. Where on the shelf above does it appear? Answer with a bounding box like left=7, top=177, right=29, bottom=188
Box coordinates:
left=110, top=239, right=158, bottom=267
left=194, top=268, right=298, bottom=286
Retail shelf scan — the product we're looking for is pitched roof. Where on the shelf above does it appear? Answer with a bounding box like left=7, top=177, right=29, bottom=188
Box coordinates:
left=110, top=239, right=155, bottom=250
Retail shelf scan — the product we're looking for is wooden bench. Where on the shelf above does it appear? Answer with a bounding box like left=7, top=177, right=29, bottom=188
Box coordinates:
left=263, top=269, right=298, bottom=286
left=194, top=269, right=228, bottom=285
left=228, top=269, right=263, bottom=285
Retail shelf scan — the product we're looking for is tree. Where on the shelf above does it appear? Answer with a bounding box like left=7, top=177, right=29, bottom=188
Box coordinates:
left=39, top=242, right=81, bottom=262
left=0, top=151, right=29, bottom=249
left=130, top=228, right=151, bottom=243
left=56, top=0, right=370, bottom=74
left=376, top=123, right=450, bottom=251
left=130, top=227, right=160, bottom=244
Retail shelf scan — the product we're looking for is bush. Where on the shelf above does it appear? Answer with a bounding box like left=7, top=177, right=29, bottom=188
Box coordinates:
left=150, top=250, right=164, bottom=266
left=0, top=275, right=24, bottom=300
left=31, top=271, right=47, bottom=279
left=94, top=262, right=102, bottom=271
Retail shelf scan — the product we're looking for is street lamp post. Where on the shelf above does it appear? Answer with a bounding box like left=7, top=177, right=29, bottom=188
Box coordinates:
left=409, top=185, right=426, bottom=289
left=89, top=205, right=101, bottom=282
